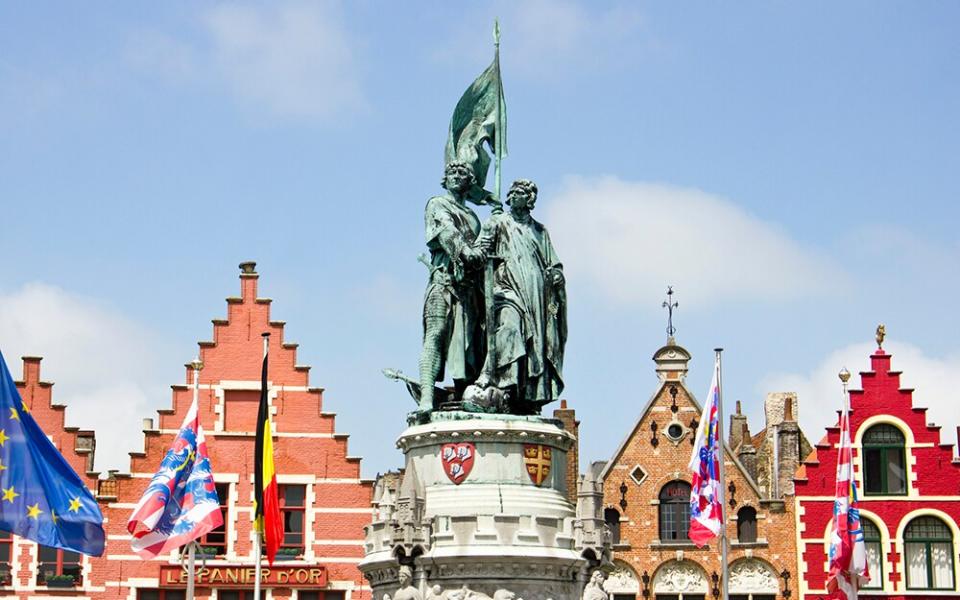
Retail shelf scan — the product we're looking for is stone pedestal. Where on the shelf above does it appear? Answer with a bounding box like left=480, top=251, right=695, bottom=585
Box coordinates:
left=360, top=413, right=608, bottom=600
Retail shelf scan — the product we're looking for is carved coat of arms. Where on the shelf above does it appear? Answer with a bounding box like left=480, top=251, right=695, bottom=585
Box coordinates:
left=523, top=444, right=552, bottom=486
left=440, top=442, right=475, bottom=484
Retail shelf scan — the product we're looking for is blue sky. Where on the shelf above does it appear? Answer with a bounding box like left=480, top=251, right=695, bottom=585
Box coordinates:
left=2, top=2, right=958, bottom=477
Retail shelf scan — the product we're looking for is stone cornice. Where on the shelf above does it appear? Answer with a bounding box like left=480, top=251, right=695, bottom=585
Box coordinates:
left=397, top=417, right=575, bottom=452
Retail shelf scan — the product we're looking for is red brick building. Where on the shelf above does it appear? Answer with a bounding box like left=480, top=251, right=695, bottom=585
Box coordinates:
left=598, top=336, right=805, bottom=600
left=795, top=339, right=960, bottom=598
left=5, top=263, right=373, bottom=600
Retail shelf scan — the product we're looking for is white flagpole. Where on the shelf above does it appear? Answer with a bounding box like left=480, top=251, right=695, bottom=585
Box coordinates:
left=186, top=358, right=203, bottom=600
left=253, top=534, right=262, bottom=600
left=714, top=348, right=729, bottom=600
left=254, top=334, right=269, bottom=600
left=186, top=543, right=197, bottom=600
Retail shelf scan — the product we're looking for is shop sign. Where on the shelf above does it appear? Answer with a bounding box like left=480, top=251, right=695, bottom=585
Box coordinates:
left=159, top=565, right=327, bottom=588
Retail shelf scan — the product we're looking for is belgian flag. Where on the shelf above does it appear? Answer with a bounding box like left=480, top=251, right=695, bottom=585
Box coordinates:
left=254, top=333, right=283, bottom=565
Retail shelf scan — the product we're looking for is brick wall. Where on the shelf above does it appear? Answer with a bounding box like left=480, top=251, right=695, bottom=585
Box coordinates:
left=553, top=400, right=580, bottom=506
left=600, top=348, right=798, bottom=599
left=4, top=264, right=373, bottom=600
left=796, top=348, right=960, bottom=599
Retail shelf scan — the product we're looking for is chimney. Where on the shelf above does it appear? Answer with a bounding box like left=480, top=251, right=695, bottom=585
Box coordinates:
left=21, top=356, right=43, bottom=384
left=729, top=400, right=748, bottom=448
left=553, top=400, right=580, bottom=505
left=239, top=261, right=259, bottom=301
left=776, top=419, right=801, bottom=497
left=737, top=422, right=758, bottom=481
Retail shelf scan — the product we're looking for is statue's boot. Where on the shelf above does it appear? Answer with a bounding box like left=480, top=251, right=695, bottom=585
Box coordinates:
left=418, top=326, right=443, bottom=413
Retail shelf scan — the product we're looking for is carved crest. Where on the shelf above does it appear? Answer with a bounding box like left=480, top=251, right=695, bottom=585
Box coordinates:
left=523, top=444, right=552, bottom=486
left=440, top=442, right=475, bottom=484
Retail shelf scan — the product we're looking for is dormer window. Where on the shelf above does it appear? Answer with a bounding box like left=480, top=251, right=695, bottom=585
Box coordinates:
left=862, top=424, right=906, bottom=495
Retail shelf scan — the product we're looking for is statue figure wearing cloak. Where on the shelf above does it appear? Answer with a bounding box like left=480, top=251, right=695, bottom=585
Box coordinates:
left=475, top=179, right=566, bottom=412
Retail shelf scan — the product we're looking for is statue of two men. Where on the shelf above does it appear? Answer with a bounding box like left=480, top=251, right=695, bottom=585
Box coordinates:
left=417, top=162, right=566, bottom=415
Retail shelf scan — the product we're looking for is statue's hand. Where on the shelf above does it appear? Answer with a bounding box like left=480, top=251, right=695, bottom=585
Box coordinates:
left=551, top=269, right=565, bottom=286
left=462, top=245, right=484, bottom=268
left=477, top=232, right=495, bottom=254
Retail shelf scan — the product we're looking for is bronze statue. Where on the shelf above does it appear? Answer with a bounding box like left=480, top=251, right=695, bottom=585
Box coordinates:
left=472, top=179, right=566, bottom=413
left=417, top=161, right=488, bottom=413
left=388, top=27, right=568, bottom=420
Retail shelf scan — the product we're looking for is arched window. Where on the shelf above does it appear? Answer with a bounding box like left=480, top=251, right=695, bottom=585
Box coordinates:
left=862, top=424, right=906, bottom=495
left=737, top=507, right=757, bottom=543
left=904, top=516, right=954, bottom=590
left=860, top=517, right=883, bottom=589
left=659, top=481, right=691, bottom=542
left=604, top=507, right=622, bottom=545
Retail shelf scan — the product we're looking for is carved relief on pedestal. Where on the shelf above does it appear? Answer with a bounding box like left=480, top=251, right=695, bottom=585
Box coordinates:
left=728, top=559, right=778, bottom=594
left=603, top=560, right=640, bottom=595
left=652, top=561, right=708, bottom=594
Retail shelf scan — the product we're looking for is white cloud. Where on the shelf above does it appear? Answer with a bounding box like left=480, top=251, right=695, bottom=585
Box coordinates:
left=126, top=2, right=365, bottom=121
left=0, top=283, right=175, bottom=475
left=544, top=176, right=843, bottom=307
left=759, top=341, right=960, bottom=448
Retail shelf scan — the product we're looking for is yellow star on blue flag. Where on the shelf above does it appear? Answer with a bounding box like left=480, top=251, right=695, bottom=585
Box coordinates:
left=0, top=350, right=104, bottom=556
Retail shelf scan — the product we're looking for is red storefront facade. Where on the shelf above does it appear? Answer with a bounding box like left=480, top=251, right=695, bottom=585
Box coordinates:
left=795, top=342, right=960, bottom=599
left=5, top=263, right=373, bottom=600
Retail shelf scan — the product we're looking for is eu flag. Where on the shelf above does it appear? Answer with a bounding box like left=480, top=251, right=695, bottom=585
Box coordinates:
left=0, top=351, right=105, bottom=556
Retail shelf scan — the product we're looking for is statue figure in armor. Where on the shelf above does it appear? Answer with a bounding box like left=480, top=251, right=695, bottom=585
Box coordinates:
left=418, top=161, right=488, bottom=412
left=475, top=179, right=566, bottom=412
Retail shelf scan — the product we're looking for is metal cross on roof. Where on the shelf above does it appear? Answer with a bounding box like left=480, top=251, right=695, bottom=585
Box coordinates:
left=662, top=286, right=678, bottom=337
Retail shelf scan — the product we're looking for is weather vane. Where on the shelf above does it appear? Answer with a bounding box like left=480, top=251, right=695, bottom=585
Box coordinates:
left=662, top=286, right=678, bottom=338
left=876, top=324, right=886, bottom=349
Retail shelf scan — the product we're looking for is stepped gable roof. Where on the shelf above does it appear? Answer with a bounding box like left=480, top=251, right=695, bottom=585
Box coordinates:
left=796, top=339, right=960, bottom=491
left=122, top=261, right=364, bottom=476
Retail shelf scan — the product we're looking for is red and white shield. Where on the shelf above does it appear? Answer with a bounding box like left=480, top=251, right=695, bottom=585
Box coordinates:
left=440, top=442, right=475, bottom=484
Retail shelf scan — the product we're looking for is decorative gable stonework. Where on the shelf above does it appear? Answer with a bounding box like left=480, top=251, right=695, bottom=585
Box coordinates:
left=795, top=346, right=960, bottom=598
left=599, top=338, right=799, bottom=600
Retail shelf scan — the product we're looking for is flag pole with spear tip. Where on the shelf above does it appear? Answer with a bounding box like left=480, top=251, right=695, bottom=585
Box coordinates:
left=483, top=19, right=505, bottom=393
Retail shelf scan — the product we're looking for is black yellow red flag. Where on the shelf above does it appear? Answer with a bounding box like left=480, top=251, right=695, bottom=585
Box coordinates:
left=254, top=334, right=282, bottom=565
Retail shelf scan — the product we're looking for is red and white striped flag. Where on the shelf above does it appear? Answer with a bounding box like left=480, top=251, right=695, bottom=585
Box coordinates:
left=827, top=389, right=870, bottom=599
left=688, top=356, right=724, bottom=547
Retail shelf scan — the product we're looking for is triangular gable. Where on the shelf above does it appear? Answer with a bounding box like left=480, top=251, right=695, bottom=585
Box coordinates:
left=601, top=379, right=764, bottom=499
